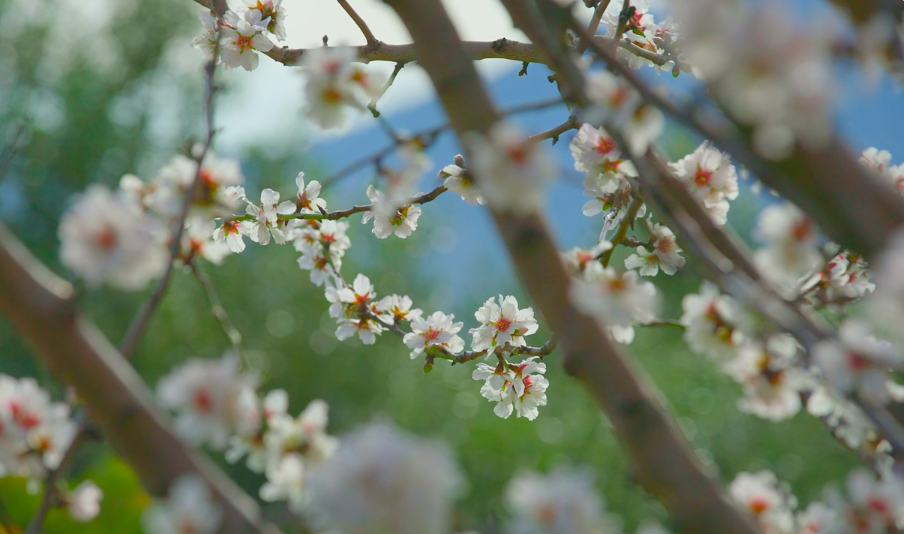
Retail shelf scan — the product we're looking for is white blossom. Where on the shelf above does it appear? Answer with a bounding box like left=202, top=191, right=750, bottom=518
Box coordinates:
left=213, top=219, right=252, bottom=253
left=302, top=46, right=384, bottom=129
left=403, top=311, right=465, bottom=359
left=241, top=0, right=287, bottom=41
left=813, top=320, right=903, bottom=405
left=142, top=475, right=222, bottom=534
left=307, top=421, right=463, bottom=534
left=378, top=294, right=423, bottom=324
left=505, top=467, right=618, bottom=534
left=59, top=185, right=168, bottom=290
left=220, top=10, right=274, bottom=72
left=680, top=282, right=747, bottom=360
left=245, top=188, right=296, bottom=245
left=260, top=452, right=306, bottom=512
left=67, top=480, right=103, bottom=523
left=295, top=172, right=327, bottom=213
left=728, top=471, right=796, bottom=534
left=668, top=142, right=739, bottom=225
left=439, top=155, right=484, bottom=205
left=469, top=295, right=539, bottom=352
left=584, top=69, right=664, bottom=155
left=754, top=203, right=822, bottom=293
left=561, top=241, right=613, bottom=275
left=570, top=123, right=637, bottom=198
left=362, top=185, right=422, bottom=239
left=624, top=219, right=684, bottom=276
left=472, top=358, right=548, bottom=420
left=466, top=121, right=556, bottom=214
left=182, top=217, right=231, bottom=264
left=569, top=263, right=659, bottom=344
left=156, top=354, right=259, bottom=449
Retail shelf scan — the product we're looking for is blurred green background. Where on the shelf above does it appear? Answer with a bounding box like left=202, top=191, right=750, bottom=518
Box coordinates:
left=0, top=0, right=859, bottom=532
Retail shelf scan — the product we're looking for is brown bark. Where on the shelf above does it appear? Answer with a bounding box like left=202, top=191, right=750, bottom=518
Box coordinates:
left=0, top=223, right=279, bottom=534
left=380, top=0, right=759, bottom=532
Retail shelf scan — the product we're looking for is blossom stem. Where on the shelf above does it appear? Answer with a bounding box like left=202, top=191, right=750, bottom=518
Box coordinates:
left=24, top=427, right=88, bottom=534
left=599, top=195, right=644, bottom=267
left=189, top=260, right=243, bottom=355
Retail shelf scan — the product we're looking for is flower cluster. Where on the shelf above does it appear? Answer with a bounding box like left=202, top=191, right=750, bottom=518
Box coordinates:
left=728, top=468, right=904, bottom=534
left=142, top=475, right=222, bottom=534
left=668, top=142, right=739, bottom=226
left=583, top=69, right=664, bottom=155
left=674, top=1, right=834, bottom=159
left=155, top=354, right=337, bottom=514
left=192, top=2, right=284, bottom=72
left=601, top=0, right=678, bottom=72
left=472, top=357, right=549, bottom=420
left=861, top=147, right=904, bottom=192
left=302, top=46, right=385, bottom=129
left=571, top=123, right=639, bottom=212
left=0, top=376, right=76, bottom=484
left=306, top=421, right=463, bottom=534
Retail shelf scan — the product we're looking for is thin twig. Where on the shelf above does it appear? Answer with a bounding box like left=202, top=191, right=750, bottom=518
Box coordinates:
left=25, top=23, right=226, bottom=533
left=24, top=429, right=87, bottom=534
left=0, top=122, right=26, bottom=182
left=189, top=260, right=243, bottom=355
left=319, top=97, right=564, bottom=190
left=599, top=196, right=644, bottom=266
left=368, top=62, right=404, bottom=117
left=337, top=0, right=379, bottom=46
left=526, top=117, right=578, bottom=145
left=577, top=0, right=612, bottom=54
left=119, top=30, right=222, bottom=360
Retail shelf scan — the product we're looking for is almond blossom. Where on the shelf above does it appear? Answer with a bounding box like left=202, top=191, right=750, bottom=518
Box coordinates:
left=59, top=185, right=168, bottom=290
left=245, top=188, right=296, bottom=245
left=241, top=0, right=287, bottom=41
left=561, top=241, right=613, bottom=275
left=182, top=217, right=231, bottom=265
left=813, top=320, right=903, bottom=405
left=668, top=142, right=739, bottom=225
left=860, top=147, right=904, bottom=193
left=466, top=121, right=556, bottom=214
left=302, top=46, right=384, bottom=129
left=213, top=219, right=251, bottom=253
left=260, top=452, right=306, bottom=512
left=142, top=475, right=222, bottom=534
left=728, top=471, right=796, bottom=534
left=333, top=274, right=389, bottom=344
left=469, top=295, right=539, bottom=352
left=295, top=172, right=327, bottom=213
left=220, top=10, right=274, bottom=72
left=472, top=357, right=549, bottom=420
left=403, top=311, right=465, bottom=359
left=830, top=468, right=904, bottom=533
left=753, top=202, right=822, bottom=295
left=438, top=154, right=484, bottom=205
left=624, top=218, right=685, bottom=276
left=680, top=282, right=747, bottom=360
left=190, top=11, right=219, bottom=58
left=505, top=467, right=618, bottom=534
left=0, top=375, right=77, bottom=481
left=362, top=185, right=422, bottom=239
left=570, top=123, right=638, bottom=197
left=584, top=69, right=664, bottom=155
left=569, top=263, right=659, bottom=344
left=156, top=354, right=259, bottom=449
left=378, top=294, right=423, bottom=324
left=66, top=480, right=103, bottom=523
left=306, top=421, right=463, bottom=534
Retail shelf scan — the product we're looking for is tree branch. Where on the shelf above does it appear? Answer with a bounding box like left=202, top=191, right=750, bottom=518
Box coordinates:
left=0, top=223, right=280, bottom=534
left=337, top=0, right=379, bottom=46
left=380, top=1, right=759, bottom=533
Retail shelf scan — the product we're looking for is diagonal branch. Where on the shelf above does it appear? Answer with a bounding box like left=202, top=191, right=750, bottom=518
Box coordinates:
left=380, top=1, right=759, bottom=533
left=0, top=223, right=280, bottom=534
left=337, top=0, right=379, bottom=46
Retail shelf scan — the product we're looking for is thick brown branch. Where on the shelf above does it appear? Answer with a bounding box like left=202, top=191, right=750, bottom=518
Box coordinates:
left=573, top=17, right=904, bottom=261
left=381, top=1, right=759, bottom=533
left=0, top=223, right=278, bottom=534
